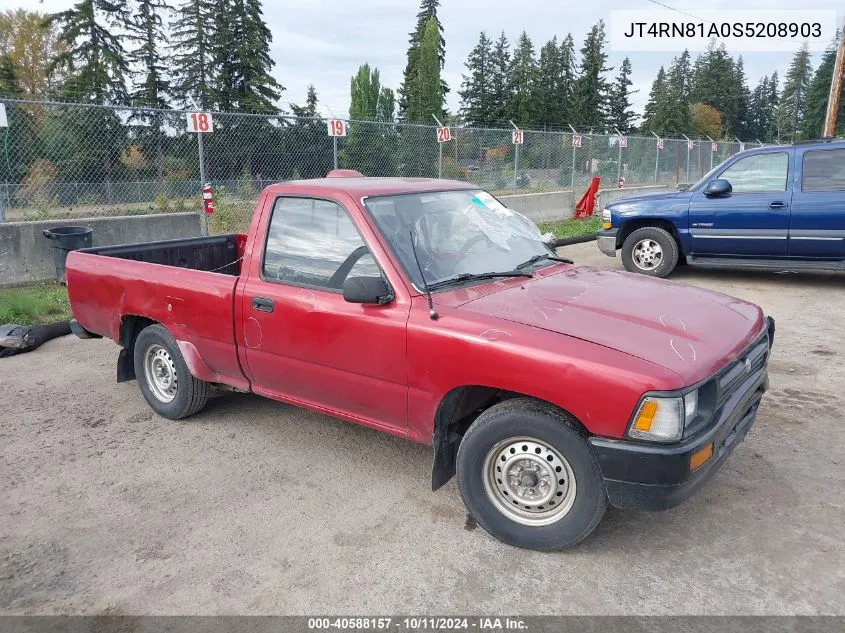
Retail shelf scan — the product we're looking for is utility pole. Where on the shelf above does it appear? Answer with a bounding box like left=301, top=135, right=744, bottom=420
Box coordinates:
left=823, top=19, right=845, bottom=138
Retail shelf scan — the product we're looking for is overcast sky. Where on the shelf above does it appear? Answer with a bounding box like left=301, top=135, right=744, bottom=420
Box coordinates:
left=9, top=0, right=844, bottom=124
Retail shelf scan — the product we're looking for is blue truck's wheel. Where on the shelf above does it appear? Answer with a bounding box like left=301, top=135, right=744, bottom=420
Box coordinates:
left=456, top=398, right=607, bottom=550
left=133, top=324, right=210, bottom=420
left=621, top=226, right=679, bottom=277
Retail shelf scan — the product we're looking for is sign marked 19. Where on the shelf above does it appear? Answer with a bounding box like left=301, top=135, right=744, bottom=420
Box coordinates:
left=437, top=127, right=452, bottom=143
left=186, top=112, right=213, bottom=133
left=327, top=119, right=347, bottom=137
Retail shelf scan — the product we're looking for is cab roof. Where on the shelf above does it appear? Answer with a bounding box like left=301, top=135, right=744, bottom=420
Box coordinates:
left=265, top=177, right=478, bottom=198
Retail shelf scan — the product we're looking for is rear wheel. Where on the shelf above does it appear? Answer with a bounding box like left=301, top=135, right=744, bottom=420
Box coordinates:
left=133, top=324, right=209, bottom=419
left=621, top=226, right=679, bottom=277
left=456, top=399, right=607, bottom=550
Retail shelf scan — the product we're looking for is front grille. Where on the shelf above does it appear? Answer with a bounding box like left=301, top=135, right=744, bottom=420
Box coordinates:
left=717, top=339, right=769, bottom=406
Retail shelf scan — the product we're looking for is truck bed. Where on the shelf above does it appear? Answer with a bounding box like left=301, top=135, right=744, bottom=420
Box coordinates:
left=65, top=233, right=250, bottom=391
left=80, top=234, right=243, bottom=276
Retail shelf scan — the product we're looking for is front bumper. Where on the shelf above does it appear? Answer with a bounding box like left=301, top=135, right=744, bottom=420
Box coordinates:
left=597, top=229, right=618, bottom=256
left=589, top=318, right=774, bottom=511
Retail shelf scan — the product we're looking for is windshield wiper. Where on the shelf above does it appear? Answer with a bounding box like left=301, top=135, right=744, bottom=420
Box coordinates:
left=427, top=271, right=533, bottom=291
left=516, top=253, right=574, bottom=269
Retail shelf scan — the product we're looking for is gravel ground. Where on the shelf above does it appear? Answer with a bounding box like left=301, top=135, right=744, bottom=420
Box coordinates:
left=1, top=241, right=844, bottom=615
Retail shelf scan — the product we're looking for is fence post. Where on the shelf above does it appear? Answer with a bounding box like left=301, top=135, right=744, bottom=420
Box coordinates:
left=333, top=136, right=338, bottom=170
left=197, top=130, right=208, bottom=236
left=0, top=183, right=6, bottom=223
left=568, top=125, right=578, bottom=190
left=682, top=134, right=692, bottom=184
left=614, top=128, right=622, bottom=186
left=652, top=133, right=661, bottom=184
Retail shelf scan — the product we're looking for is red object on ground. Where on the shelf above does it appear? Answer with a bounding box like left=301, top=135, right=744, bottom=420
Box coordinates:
left=202, top=183, right=214, bottom=215
left=618, top=177, right=625, bottom=189
left=574, top=176, right=600, bottom=219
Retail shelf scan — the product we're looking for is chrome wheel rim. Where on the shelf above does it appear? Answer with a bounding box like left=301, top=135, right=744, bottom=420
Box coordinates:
left=143, top=344, right=178, bottom=403
left=482, top=437, right=577, bottom=527
left=632, top=238, right=663, bottom=271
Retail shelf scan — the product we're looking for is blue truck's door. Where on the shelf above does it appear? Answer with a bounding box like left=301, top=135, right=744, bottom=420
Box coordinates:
left=788, top=146, right=845, bottom=260
left=688, top=149, right=793, bottom=257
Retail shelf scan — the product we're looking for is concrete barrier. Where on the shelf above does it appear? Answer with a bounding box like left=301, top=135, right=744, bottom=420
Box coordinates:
left=499, top=184, right=672, bottom=223
left=0, top=212, right=203, bottom=286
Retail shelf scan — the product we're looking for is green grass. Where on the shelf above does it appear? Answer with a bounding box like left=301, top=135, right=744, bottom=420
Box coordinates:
left=0, top=284, right=71, bottom=325
left=540, top=215, right=602, bottom=239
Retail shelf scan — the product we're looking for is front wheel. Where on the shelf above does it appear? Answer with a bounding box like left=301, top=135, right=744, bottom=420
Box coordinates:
left=456, top=399, right=607, bottom=550
left=133, top=324, right=210, bottom=420
left=621, top=226, right=679, bottom=277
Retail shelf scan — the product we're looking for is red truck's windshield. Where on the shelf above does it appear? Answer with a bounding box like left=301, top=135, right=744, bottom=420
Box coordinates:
left=363, top=189, right=552, bottom=290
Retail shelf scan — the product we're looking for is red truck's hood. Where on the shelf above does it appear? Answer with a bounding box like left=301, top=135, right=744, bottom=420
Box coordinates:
left=440, top=266, right=765, bottom=384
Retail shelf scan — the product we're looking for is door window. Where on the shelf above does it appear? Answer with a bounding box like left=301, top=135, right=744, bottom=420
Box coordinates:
left=262, top=197, right=380, bottom=290
left=802, top=149, right=845, bottom=191
left=720, top=152, right=788, bottom=193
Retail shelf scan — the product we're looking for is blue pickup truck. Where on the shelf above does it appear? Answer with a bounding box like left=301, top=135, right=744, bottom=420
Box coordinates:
left=597, top=139, right=845, bottom=277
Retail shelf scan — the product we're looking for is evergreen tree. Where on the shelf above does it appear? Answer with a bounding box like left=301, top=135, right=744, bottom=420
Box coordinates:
left=805, top=38, right=844, bottom=138
left=506, top=31, right=536, bottom=126
left=170, top=0, right=216, bottom=108
left=641, top=66, right=666, bottom=134
left=608, top=56, right=636, bottom=133
left=664, top=51, right=693, bottom=136
left=287, top=85, right=332, bottom=179
left=488, top=31, right=511, bottom=125
left=402, top=17, right=441, bottom=176
left=690, top=44, right=751, bottom=137
left=555, top=34, right=577, bottom=125
left=342, top=65, right=398, bottom=176
left=212, top=0, right=282, bottom=113
left=533, top=37, right=561, bottom=128
left=46, top=0, right=128, bottom=102
left=459, top=31, right=494, bottom=126
left=398, top=0, right=446, bottom=117
left=571, top=20, right=612, bottom=130
left=778, top=44, right=813, bottom=142
left=0, top=54, right=40, bottom=183
left=126, top=0, right=170, bottom=108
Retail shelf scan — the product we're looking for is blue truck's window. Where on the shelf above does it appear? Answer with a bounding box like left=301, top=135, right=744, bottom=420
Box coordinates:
left=720, top=152, right=788, bottom=193
left=262, top=197, right=379, bottom=289
left=802, top=149, right=845, bottom=192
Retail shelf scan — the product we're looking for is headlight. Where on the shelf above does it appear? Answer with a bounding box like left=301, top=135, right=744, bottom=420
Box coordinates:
left=628, top=389, right=699, bottom=443
left=601, top=208, right=611, bottom=229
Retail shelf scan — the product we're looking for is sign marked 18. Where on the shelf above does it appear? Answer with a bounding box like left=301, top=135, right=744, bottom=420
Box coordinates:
left=512, top=129, right=524, bottom=145
left=327, top=119, right=347, bottom=137
left=656, top=138, right=664, bottom=150
left=186, top=112, right=213, bottom=133
left=712, top=142, right=718, bottom=152
left=437, top=127, right=452, bottom=143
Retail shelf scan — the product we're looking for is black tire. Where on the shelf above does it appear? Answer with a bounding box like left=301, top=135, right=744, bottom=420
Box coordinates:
left=621, top=226, right=679, bottom=277
left=456, top=398, right=607, bottom=551
left=133, top=324, right=210, bottom=420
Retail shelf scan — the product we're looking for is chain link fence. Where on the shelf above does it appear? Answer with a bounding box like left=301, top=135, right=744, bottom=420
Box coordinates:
left=0, top=98, right=755, bottom=233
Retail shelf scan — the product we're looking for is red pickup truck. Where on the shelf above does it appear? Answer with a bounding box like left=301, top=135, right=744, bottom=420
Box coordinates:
left=67, top=174, right=774, bottom=550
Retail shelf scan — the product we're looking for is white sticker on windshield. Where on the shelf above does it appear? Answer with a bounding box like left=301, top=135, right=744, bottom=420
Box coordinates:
left=470, top=192, right=512, bottom=216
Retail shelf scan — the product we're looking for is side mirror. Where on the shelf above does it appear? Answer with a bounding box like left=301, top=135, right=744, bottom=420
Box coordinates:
left=704, top=179, right=732, bottom=197
left=343, top=276, right=392, bottom=305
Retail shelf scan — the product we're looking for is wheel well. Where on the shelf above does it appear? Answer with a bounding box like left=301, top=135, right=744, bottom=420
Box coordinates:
left=116, top=315, right=157, bottom=383
left=617, top=218, right=682, bottom=251
left=431, top=386, right=588, bottom=491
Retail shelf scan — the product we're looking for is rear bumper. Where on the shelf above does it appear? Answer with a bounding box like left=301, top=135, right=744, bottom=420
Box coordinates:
left=589, top=320, right=773, bottom=511
left=597, top=229, right=618, bottom=256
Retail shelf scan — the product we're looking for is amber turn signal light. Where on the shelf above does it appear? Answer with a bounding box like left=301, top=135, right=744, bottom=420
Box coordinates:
left=690, top=443, right=714, bottom=471
left=633, top=400, right=658, bottom=431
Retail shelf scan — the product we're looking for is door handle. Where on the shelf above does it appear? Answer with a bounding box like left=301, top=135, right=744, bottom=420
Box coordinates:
left=251, top=297, right=274, bottom=313
left=769, top=201, right=788, bottom=210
